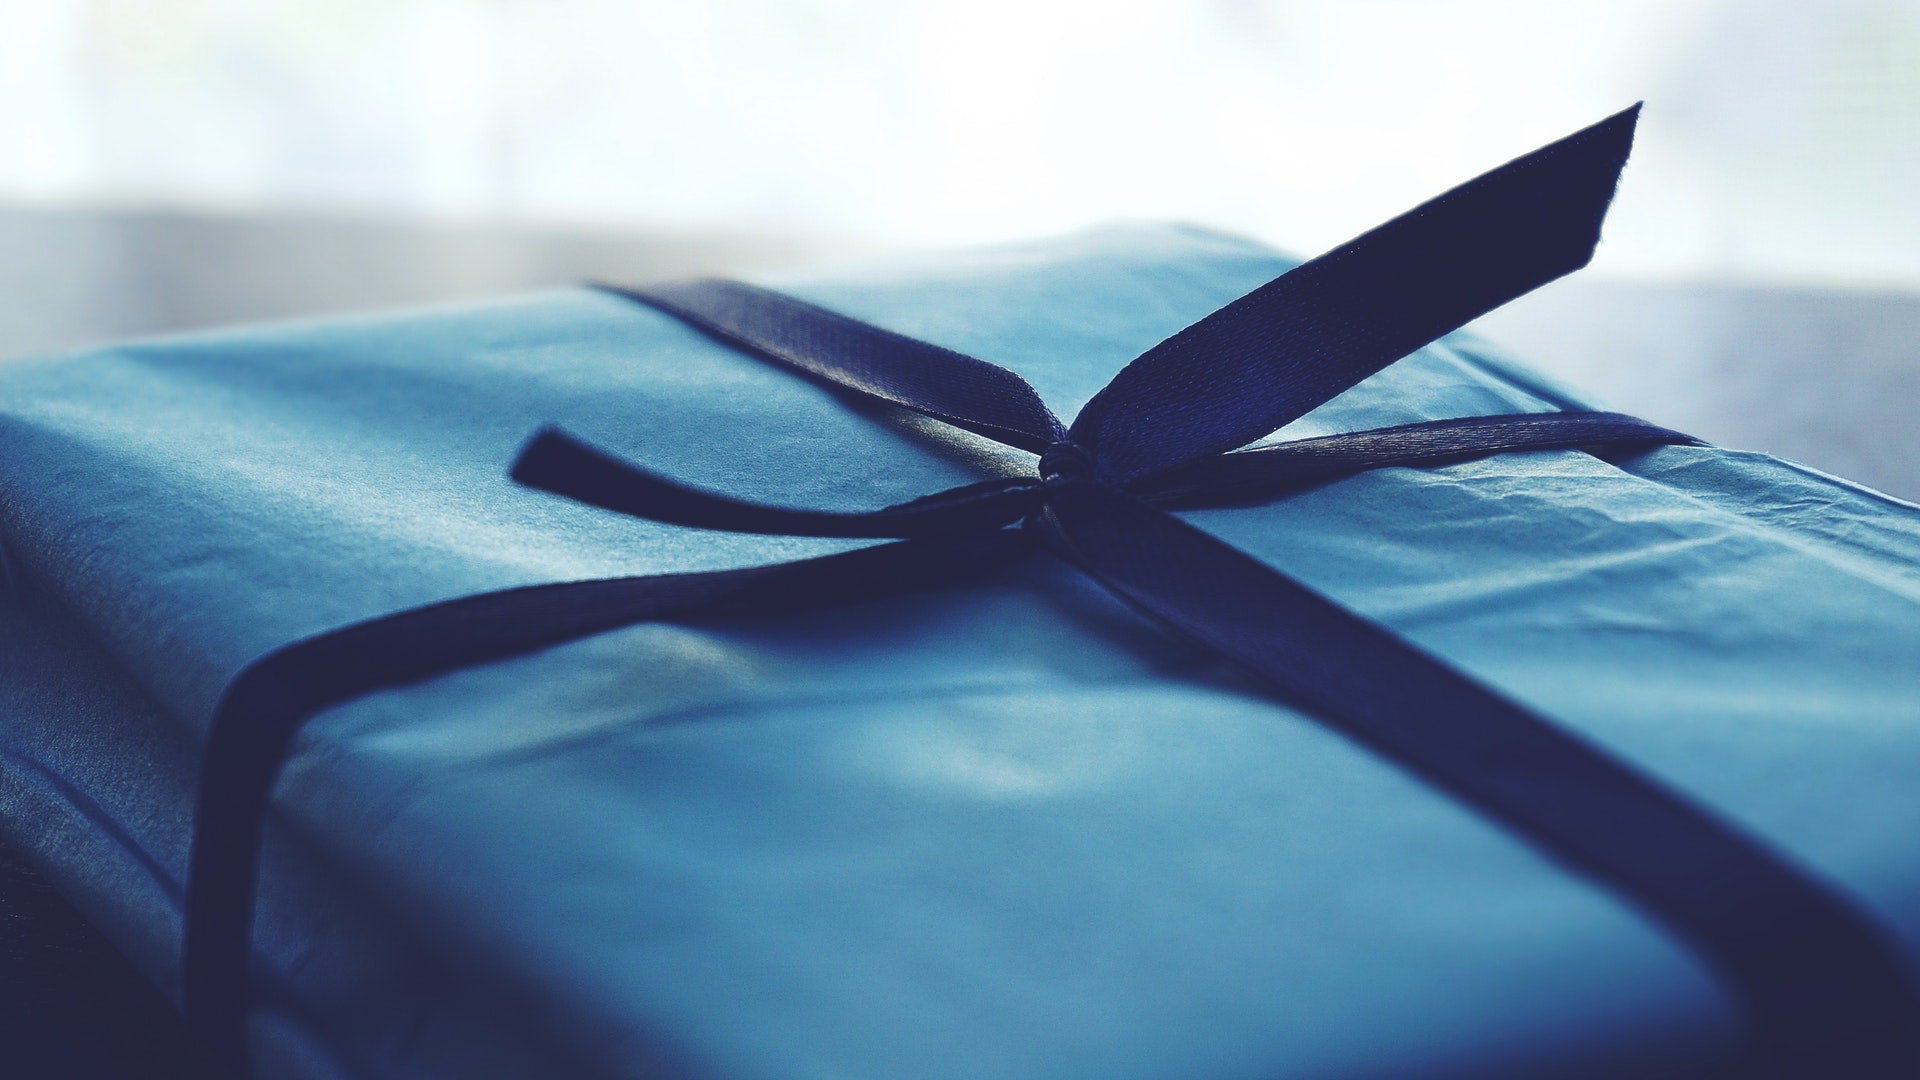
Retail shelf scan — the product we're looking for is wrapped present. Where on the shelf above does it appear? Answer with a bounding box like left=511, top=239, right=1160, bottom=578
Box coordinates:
left=3, top=106, right=1919, bottom=1079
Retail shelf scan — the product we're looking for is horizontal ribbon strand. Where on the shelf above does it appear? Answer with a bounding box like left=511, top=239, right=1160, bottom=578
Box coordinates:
left=1135, top=410, right=1700, bottom=507
left=183, top=532, right=1021, bottom=1078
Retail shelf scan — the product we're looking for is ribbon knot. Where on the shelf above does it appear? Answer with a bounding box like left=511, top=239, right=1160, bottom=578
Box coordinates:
left=1037, top=441, right=1096, bottom=484
left=181, top=102, right=1920, bottom=1080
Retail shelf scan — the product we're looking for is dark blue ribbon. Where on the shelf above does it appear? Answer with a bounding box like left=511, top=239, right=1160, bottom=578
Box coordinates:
left=184, top=104, right=1920, bottom=1077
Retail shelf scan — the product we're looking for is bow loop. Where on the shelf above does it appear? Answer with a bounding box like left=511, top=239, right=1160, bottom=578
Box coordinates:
left=615, top=280, right=1068, bottom=453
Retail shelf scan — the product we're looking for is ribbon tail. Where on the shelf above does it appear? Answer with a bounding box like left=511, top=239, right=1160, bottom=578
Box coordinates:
left=1072, top=104, right=1644, bottom=483
left=1031, top=480, right=1920, bottom=1077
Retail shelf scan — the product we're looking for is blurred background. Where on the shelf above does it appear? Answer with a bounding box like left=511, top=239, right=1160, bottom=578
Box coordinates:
left=0, top=0, right=1916, bottom=495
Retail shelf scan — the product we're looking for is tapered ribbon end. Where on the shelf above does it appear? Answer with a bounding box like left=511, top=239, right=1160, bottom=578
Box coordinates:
left=1550, top=102, right=1643, bottom=269
left=507, top=425, right=582, bottom=495
left=509, top=426, right=683, bottom=522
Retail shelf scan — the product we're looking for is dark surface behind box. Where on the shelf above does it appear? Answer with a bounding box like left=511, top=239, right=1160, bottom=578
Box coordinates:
left=0, top=833, right=190, bottom=1078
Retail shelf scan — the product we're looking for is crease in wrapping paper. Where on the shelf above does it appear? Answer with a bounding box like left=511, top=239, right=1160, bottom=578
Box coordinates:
left=2, top=225, right=1919, bottom=1078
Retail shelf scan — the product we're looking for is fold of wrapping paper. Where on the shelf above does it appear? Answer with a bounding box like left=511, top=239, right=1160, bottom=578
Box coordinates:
left=3, top=225, right=1920, bottom=1079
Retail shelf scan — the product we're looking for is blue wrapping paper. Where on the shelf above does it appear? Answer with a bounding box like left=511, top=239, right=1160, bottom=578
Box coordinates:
left=3, top=224, right=1919, bottom=1079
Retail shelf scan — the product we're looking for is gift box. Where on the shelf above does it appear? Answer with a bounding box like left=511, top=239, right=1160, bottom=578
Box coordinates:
left=3, top=109, right=1919, bottom=1079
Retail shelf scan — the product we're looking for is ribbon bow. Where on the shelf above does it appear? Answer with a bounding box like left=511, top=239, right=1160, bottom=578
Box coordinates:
left=184, top=104, right=1920, bottom=1077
